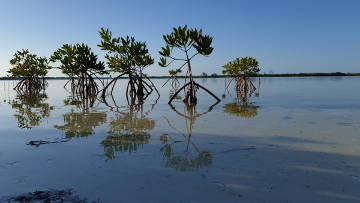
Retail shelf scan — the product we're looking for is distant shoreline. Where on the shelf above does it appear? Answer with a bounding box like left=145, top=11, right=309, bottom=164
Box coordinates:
left=1, top=72, right=359, bottom=80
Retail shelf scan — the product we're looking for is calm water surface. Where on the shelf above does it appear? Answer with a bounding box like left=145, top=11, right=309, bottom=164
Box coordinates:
left=0, top=77, right=359, bottom=203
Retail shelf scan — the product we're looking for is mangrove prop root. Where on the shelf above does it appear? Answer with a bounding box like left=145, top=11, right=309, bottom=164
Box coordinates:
left=235, top=76, right=256, bottom=102
left=101, top=73, right=158, bottom=105
left=168, top=81, right=220, bottom=104
left=183, top=81, right=198, bottom=104
left=14, top=77, right=48, bottom=95
left=195, top=83, right=221, bottom=102
left=168, top=82, right=191, bottom=104
left=101, top=74, right=125, bottom=99
left=68, top=72, right=99, bottom=98
left=162, top=77, right=180, bottom=89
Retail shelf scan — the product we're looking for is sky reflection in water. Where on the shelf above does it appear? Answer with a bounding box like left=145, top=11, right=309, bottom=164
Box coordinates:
left=0, top=77, right=360, bottom=203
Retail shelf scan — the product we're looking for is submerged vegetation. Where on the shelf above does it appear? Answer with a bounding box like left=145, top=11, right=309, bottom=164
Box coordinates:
left=159, top=25, right=220, bottom=104
left=1, top=189, right=101, bottom=203
left=8, top=49, right=50, bottom=94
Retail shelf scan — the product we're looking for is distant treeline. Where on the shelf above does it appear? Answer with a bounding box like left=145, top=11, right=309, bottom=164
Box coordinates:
left=149, top=72, right=360, bottom=78
left=254, top=72, right=360, bottom=77
left=0, top=72, right=359, bottom=80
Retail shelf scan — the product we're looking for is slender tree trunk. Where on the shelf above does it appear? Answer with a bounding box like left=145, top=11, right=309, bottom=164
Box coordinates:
left=184, top=49, right=197, bottom=104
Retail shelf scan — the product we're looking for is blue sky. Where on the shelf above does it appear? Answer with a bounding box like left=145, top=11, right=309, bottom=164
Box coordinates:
left=0, top=0, right=359, bottom=76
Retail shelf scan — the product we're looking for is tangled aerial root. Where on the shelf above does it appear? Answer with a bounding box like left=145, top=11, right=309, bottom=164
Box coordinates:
left=64, top=72, right=101, bottom=98
left=235, top=76, right=256, bottom=102
left=168, top=81, right=220, bottom=104
left=14, top=77, right=48, bottom=95
left=168, top=68, right=220, bottom=105
left=101, top=73, right=159, bottom=105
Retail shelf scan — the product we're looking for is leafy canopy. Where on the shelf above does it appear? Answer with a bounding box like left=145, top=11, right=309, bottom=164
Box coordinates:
left=50, top=43, right=105, bottom=77
left=223, top=57, right=260, bottom=76
left=159, top=25, right=213, bottom=67
left=98, top=28, right=154, bottom=74
left=8, top=49, right=50, bottom=78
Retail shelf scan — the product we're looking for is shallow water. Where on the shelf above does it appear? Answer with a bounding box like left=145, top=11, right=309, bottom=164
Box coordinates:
left=0, top=77, right=359, bottom=203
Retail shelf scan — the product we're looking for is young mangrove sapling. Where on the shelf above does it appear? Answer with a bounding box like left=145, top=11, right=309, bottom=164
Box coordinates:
left=223, top=57, right=260, bottom=98
left=50, top=44, right=106, bottom=97
left=8, top=49, right=50, bottom=94
left=159, top=25, right=220, bottom=104
left=98, top=28, right=159, bottom=104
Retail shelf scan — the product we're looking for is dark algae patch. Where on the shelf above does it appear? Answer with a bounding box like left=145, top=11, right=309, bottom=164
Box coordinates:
left=26, top=139, right=70, bottom=147
left=1, top=189, right=101, bottom=203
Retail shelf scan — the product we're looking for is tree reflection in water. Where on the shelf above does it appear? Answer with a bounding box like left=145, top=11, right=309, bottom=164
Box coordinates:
left=101, top=103, right=155, bottom=160
left=10, top=92, right=53, bottom=129
left=54, top=95, right=106, bottom=138
left=161, top=103, right=217, bottom=171
left=223, top=103, right=258, bottom=118
left=223, top=77, right=260, bottom=118
left=169, top=87, right=182, bottom=101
